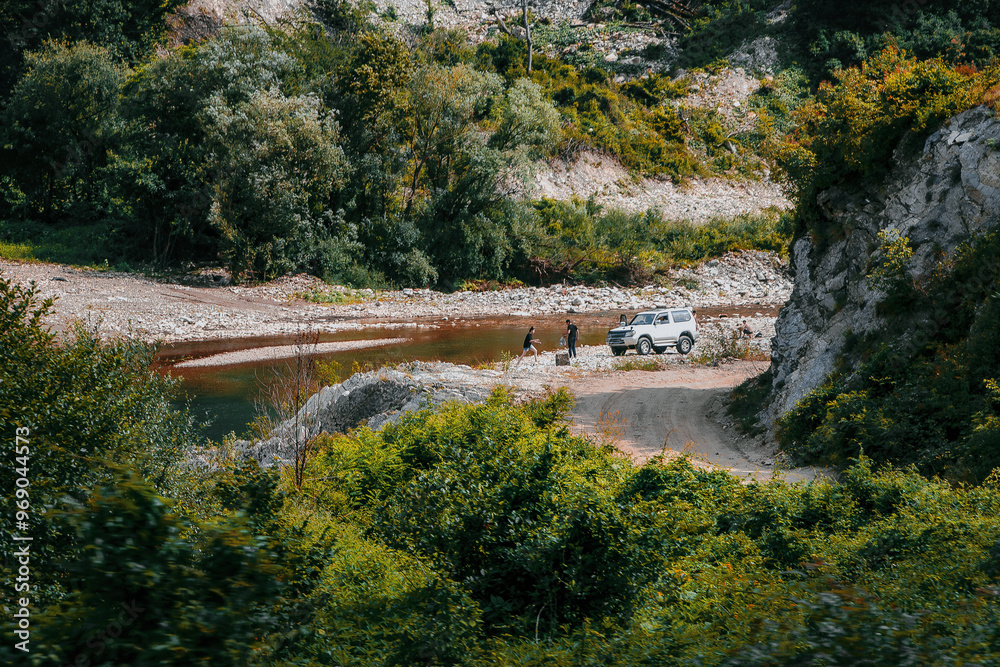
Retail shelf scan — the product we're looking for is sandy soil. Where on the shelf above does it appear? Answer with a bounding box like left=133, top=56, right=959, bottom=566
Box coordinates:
left=558, top=362, right=826, bottom=483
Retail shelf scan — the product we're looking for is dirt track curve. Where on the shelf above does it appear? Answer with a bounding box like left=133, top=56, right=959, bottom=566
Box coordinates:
left=563, top=363, right=824, bottom=483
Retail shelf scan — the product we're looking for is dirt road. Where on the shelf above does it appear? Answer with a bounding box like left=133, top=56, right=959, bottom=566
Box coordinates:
left=562, top=363, right=825, bottom=483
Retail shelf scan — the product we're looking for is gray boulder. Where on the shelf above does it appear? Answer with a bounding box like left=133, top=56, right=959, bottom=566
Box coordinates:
left=231, top=362, right=503, bottom=467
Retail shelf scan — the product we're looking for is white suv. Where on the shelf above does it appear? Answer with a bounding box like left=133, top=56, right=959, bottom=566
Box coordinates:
left=606, top=308, right=698, bottom=356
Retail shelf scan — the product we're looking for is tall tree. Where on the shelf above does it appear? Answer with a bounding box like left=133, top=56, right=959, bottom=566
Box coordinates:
left=0, top=0, right=186, bottom=99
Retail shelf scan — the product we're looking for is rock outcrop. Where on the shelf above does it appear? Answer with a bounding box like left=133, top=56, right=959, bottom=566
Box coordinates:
left=171, top=0, right=591, bottom=40
left=230, top=362, right=515, bottom=466
left=765, top=106, right=1000, bottom=426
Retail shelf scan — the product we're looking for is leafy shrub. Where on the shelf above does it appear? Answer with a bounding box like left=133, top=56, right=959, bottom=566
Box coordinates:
left=528, top=201, right=792, bottom=284
left=313, top=0, right=376, bottom=39
left=202, top=87, right=350, bottom=280
left=692, top=323, right=764, bottom=365
left=620, top=73, right=689, bottom=106
left=1, top=40, right=126, bottom=224
left=789, top=0, right=1000, bottom=82
left=0, top=0, right=185, bottom=97
left=293, top=390, right=679, bottom=639
left=724, top=584, right=1000, bottom=666
left=5, top=469, right=281, bottom=666
left=0, top=276, right=200, bottom=605
left=478, top=36, right=703, bottom=179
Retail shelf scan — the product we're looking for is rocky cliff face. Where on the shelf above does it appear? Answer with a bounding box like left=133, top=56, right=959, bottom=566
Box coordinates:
left=171, top=0, right=590, bottom=40
left=765, top=106, right=1000, bottom=426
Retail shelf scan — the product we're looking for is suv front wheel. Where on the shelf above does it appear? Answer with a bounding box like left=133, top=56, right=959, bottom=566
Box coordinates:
left=677, top=335, right=693, bottom=355
left=637, top=337, right=653, bottom=355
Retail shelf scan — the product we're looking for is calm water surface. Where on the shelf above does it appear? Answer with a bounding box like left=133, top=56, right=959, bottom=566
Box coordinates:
left=159, top=312, right=621, bottom=441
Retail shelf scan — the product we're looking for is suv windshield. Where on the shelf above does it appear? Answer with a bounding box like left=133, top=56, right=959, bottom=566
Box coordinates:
left=629, top=313, right=655, bottom=326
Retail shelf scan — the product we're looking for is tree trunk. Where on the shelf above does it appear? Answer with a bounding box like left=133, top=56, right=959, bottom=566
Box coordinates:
left=521, top=0, right=533, bottom=73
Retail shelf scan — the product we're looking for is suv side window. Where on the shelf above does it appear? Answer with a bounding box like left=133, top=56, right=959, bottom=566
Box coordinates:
left=656, top=313, right=670, bottom=324
left=671, top=310, right=691, bottom=323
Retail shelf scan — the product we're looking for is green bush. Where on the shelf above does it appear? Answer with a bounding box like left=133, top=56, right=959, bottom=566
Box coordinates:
left=4, top=469, right=281, bottom=666
left=260, top=375, right=1000, bottom=665
left=0, top=0, right=185, bottom=97
left=789, top=0, right=1000, bottom=82
left=776, top=48, right=1000, bottom=238
left=8, top=341, right=994, bottom=665
left=528, top=202, right=792, bottom=284
left=0, top=276, right=200, bottom=605
left=203, top=87, right=350, bottom=280
left=478, top=36, right=702, bottom=179
left=1, top=40, right=126, bottom=224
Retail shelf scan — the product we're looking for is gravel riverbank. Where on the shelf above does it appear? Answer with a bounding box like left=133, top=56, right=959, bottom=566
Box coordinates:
left=1, top=249, right=791, bottom=344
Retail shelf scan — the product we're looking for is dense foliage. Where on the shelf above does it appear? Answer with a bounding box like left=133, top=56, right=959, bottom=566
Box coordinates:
left=678, top=0, right=1000, bottom=83
left=530, top=201, right=792, bottom=283
left=790, top=0, right=1000, bottom=81
left=7, top=1, right=1000, bottom=661
left=0, top=277, right=196, bottom=603
left=4, top=272, right=1000, bottom=662
left=0, top=275, right=279, bottom=662
left=247, top=393, right=1000, bottom=664
left=773, top=47, right=1000, bottom=238
left=0, top=7, right=795, bottom=287
left=0, top=0, right=186, bottom=98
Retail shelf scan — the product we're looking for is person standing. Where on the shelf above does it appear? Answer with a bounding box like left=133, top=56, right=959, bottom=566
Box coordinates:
left=564, top=319, right=579, bottom=359
left=516, top=326, right=541, bottom=366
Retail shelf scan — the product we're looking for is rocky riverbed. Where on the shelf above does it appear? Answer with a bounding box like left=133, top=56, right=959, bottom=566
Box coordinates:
left=0, top=249, right=791, bottom=344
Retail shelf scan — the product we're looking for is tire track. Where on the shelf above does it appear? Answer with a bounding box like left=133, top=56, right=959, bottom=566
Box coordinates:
left=563, top=365, right=823, bottom=482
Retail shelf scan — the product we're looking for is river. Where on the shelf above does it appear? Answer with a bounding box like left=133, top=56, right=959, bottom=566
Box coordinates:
left=157, top=312, right=623, bottom=441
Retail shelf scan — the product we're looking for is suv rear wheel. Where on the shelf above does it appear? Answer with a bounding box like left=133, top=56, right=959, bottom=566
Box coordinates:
left=637, top=337, right=653, bottom=355
left=677, top=335, right=693, bottom=355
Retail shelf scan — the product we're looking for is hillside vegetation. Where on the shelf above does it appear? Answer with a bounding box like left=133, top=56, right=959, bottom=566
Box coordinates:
left=0, top=2, right=797, bottom=287
left=696, top=2, right=1000, bottom=483
left=4, top=0, right=1000, bottom=661
left=3, top=277, right=1000, bottom=665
